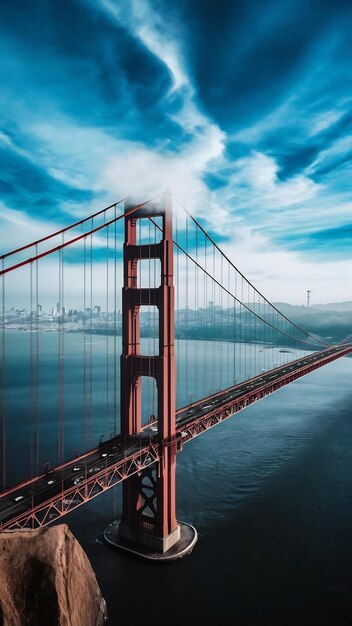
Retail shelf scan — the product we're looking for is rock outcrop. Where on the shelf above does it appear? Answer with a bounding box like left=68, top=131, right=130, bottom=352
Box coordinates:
left=0, top=524, right=107, bottom=626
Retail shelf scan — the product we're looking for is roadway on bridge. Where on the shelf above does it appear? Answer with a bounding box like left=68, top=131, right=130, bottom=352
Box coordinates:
left=0, top=343, right=350, bottom=528
left=175, top=343, right=351, bottom=428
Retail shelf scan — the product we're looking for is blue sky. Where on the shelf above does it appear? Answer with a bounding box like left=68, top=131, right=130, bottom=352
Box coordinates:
left=0, top=0, right=351, bottom=303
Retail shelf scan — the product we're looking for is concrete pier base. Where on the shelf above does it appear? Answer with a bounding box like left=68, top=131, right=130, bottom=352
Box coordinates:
left=104, top=520, right=198, bottom=562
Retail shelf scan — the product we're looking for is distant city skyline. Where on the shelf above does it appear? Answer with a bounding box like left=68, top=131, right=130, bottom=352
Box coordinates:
left=3, top=297, right=352, bottom=345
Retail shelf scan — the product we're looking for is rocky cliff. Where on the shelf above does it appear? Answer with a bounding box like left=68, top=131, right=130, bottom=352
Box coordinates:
left=0, top=524, right=107, bottom=626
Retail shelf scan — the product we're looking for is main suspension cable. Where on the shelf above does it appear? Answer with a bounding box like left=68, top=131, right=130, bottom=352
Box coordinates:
left=149, top=216, right=327, bottom=350
left=181, top=205, right=330, bottom=347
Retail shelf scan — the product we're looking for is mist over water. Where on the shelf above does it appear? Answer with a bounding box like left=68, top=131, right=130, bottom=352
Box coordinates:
left=3, top=332, right=352, bottom=625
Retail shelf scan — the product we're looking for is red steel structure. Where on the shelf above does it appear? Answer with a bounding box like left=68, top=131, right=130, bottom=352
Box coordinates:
left=1, top=191, right=352, bottom=557
left=119, top=192, right=180, bottom=552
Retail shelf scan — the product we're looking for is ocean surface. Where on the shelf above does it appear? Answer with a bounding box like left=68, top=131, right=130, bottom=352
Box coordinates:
left=2, top=332, right=352, bottom=625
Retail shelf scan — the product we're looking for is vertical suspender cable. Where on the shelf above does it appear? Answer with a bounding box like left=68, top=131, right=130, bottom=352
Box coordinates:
left=254, top=285, right=256, bottom=377
left=106, top=218, right=109, bottom=436
left=58, top=233, right=65, bottom=464
left=272, top=303, right=275, bottom=366
left=227, top=261, right=230, bottom=388
left=175, top=210, right=180, bottom=408
left=148, top=218, right=151, bottom=419
left=29, top=262, right=33, bottom=475
left=205, top=236, right=208, bottom=395
left=195, top=221, right=198, bottom=403
left=257, top=294, right=260, bottom=370
left=212, top=245, right=215, bottom=392
left=58, top=247, right=61, bottom=464
left=248, top=281, right=251, bottom=378
left=204, top=235, right=207, bottom=397
left=113, top=205, right=117, bottom=436
left=62, top=236, right=65, bottom=462
left=220, top=252, right=223, bottom=391
left=89, top=224, right=93, bottom=447
left=1, top=259, right=6, bottom=489
left=277, top=308, right=280, bottom=365
left=185, top=215, right=189, bottom=404
left=255, top=288, right=258, bottom=376
left=234, top=269, right=237, bottom=383
left=35, top=247, right=40, bottom=473
left=245, top=280, right=248, bottom=377
left=264, top=298, right=267, bottom=371
left=83, top=236, right=87, bottom=447
left=260, top=299, right=270, bottom=372
left=265, top=296, right=268, bottom=369
left=239, top=276, right=243, bottom=382
left=153, top=218, right=156, bottom=417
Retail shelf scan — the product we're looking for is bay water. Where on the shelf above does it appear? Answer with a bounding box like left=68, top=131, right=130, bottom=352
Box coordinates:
left=2, top=331, right=352, bottom=625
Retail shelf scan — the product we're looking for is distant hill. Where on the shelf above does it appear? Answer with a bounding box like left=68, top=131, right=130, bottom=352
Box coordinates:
left=272, top=302, right=352, bottom=343
left=273, top=301, right=352, bottom=313
left=311, top=302, right=352, bottom=312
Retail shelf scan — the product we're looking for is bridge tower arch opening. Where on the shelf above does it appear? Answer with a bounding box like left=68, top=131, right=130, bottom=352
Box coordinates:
left=108, top=191, right=197, bottom=559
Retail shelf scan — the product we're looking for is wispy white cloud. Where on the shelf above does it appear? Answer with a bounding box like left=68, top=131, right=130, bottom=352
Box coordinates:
left=131, top=0, right=189, bottom=93
left=0, top=205, right=63, bottom=254
left=228, top=151, right=321, bottom=208
left=307, top=133, right=352, bottom=175
left=308, top=108, right=347, bottom=136
left=220, top=227, right=352, bottom=305
left=1, top=0, right=351, bottom=305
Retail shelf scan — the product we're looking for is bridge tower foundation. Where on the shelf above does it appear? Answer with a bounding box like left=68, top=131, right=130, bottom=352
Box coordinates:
left=104, top=191, right=197, bottom=561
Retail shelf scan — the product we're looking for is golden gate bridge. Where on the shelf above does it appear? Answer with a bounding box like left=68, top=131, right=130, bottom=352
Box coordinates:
left=1, top=192, right=351, bottom=560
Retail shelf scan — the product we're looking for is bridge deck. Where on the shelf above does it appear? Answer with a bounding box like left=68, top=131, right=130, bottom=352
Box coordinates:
left=0, top=343, right=351, bottom=531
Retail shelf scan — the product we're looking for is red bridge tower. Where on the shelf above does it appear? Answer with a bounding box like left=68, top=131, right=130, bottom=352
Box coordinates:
left=105, top=192, right=197, bottom=560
